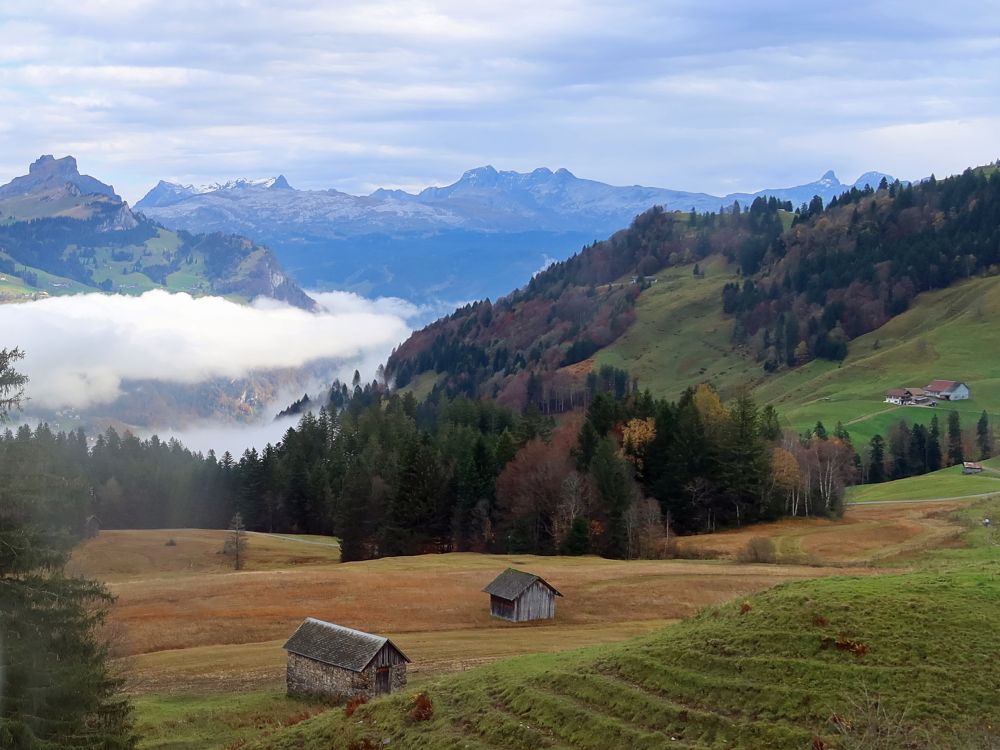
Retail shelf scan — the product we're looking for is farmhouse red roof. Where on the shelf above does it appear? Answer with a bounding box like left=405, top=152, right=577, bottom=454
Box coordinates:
left=885, top=388, right=909, bottom=397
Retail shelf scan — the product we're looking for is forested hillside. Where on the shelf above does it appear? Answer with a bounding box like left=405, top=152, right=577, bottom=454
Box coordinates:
left=387, top=164, right=1000, bottom=410
left=388, top=198, right=790, bottom=410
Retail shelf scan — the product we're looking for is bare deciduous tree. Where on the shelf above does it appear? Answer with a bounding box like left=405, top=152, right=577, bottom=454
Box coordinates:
left=224, top=512, right=248, bottom=570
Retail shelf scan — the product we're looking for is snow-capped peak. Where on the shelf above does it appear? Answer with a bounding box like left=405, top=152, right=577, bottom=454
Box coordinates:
left=192, top=176, right=287, bottom=193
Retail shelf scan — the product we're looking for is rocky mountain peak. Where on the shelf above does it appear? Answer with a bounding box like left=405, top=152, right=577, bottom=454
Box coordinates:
left=0, top=154, right=118, bottom=200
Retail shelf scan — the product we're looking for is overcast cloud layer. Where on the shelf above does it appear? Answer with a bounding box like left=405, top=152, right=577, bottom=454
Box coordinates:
left=0, top=2, right=997, bottom=201
left=7, top=290, right=416, bottom=410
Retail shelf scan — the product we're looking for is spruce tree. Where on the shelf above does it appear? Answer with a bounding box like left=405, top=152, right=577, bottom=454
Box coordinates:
left=947, top=411, right=964, bottom=466
left=927, top=414, right=943, bottom=472
left=0, top=352, right=136, bottom=748
left=868, top=434, right=886, bottom=483
left=977, top=410, right=992, bottom=460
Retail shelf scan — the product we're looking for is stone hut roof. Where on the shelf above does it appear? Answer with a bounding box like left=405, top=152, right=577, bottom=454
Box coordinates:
left=282, top=618, right=410, bottom=672
left=483, top=568, right=563, bottom=601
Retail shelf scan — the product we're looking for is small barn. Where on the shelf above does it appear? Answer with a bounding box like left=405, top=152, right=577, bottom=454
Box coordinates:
left=283, top=618, right=409, bottom=700
left=484, top=568, right=562, bottom=622
left=963, top=461, right=985, bottom=475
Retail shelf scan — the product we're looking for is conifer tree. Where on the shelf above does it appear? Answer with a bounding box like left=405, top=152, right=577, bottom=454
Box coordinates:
left=927, top=414, right=943, bottom=472
left=0, top=350, right=136, bottom=748
left=977, top=410, right=992, bottom=460
left=947, top=411, right=964, bottom=466
left=868, top=434, right=886, bottom=483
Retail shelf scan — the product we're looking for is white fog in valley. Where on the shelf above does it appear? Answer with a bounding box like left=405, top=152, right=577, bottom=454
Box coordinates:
left=3, top=289, right=423, bottom=410
left=3, top=289, right=444, bottom=455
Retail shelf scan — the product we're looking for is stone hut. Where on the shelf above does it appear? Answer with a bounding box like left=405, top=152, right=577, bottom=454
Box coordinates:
left=283, top=618, right=409, bottom=700
left=484, top=568, right=563, bottom=622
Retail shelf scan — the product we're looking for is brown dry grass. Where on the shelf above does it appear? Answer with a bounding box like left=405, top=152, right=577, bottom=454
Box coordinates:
left=68, top=529, right=340, bottom=581
left=78, top=501, right=966, bottom=699
left=101, top=550, right=869, bottom=658
left=674, top=501, right=965, bottom=563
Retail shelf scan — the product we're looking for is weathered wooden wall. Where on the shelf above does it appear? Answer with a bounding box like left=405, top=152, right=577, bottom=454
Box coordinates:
left=490, top=581, right=556, bottom=622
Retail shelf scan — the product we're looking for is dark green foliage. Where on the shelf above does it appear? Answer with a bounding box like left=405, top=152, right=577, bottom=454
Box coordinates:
left=927, top=415, right=943, bottom=472
left=977, top=410, right=992, bottom=460
left=591, top=437, right=633, bottom=558
left=0, top=365, right=135, bottom=748
left=0, top=348, right=28, bottom=420
left=948, top=410, right=964, bottom=466
left=561, top=517, right=590, bottom=555
left=868, top=434, right=886, bottom=484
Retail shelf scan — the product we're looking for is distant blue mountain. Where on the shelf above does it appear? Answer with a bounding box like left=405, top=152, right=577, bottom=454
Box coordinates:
left=136, top=166, right=897, bottom=301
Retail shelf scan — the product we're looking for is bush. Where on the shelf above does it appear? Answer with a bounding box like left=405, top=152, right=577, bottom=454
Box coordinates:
left=738, top=536, right=777, bottom=563
left=409, top=692, right=433, bottom=722
left=345, top=695, right=368, bottom=717
left=165, top=538, right=177, bottom=547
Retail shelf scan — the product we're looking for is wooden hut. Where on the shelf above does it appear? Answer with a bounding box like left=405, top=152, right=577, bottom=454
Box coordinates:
left=483, top=568, right=562, bottom=622
left=282, top=618, right=410, bottom=700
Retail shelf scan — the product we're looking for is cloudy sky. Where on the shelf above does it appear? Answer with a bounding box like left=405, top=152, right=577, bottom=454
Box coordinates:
left=0, top=1, right=997, bottom=203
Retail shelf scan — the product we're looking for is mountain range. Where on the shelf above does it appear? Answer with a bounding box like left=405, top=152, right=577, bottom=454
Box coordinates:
left=136, top=166, right=896, bottom=302
left=0, top=155, right=314, bottom=310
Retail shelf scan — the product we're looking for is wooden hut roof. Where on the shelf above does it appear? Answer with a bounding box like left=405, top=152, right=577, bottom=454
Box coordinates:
left=483, top=568, right=563, bottom=601
left=282, top=618, right=410, bottom=672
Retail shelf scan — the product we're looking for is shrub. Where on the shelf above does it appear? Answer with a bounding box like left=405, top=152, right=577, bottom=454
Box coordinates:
left=345, top=695, right=368, bottom=717
left=409, top=692, right=433, bottom=722
left=737, top=536, right=777, bottom=563
left=165, top=538, right=177, bottom=546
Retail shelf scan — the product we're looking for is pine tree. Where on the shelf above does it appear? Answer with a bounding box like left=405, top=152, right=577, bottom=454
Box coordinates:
left=977, top=410, right=992, bottom=460
left=591, top=437, right=633, bottom=559
left=0, top=347, right=28, bottom=419
left=927, top=414, right=943, bottom=472
left=868, top=434, right=886, bottom=483
left=813, top=421, right=828, bottom=440
left=0, top=352, right=136, bottom=748
left=561, top=517, right=590, bottom=555
left=947, top=411, right=964, bottom=466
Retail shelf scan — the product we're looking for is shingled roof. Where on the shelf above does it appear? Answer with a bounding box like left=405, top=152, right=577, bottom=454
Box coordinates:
left=282, top=618, right=409, bottom=672
left=483, top=568, right=563, bottom=601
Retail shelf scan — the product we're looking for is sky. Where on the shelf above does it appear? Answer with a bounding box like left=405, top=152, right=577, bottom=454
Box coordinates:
left=0, top=1, right=998, bottom=204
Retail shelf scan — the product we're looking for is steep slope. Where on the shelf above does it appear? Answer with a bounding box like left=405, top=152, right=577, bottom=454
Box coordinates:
left=387, top=163, right=1000, bottom=418
left=136, top=166, right=893, bottom=301
left=249, top=502, right=1000, bottom=750
left=0, top=156, right=314, bottom=310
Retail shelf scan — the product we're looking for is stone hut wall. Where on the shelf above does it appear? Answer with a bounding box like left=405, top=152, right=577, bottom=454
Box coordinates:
left=286, top=652, right=407, bottom=699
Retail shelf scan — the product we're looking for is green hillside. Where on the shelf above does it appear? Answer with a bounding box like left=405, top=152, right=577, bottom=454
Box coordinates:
left=847, top=457, right=1000, bottom=503
left=593, top=255, right=765, bottom=399
left=250, top=500, right=1000, bottom=749
left=755, top=274, right=1000, bottom=445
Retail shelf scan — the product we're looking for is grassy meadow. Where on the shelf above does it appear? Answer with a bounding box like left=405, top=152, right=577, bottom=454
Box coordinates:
left=245, top=498, right=1000, bottom=750
left=71, top=497, right=984, bottom=750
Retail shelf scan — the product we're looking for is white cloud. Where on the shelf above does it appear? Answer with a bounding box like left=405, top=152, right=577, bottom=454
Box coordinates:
left=0, top=2, right=996, bottom=202
left=2, top=290, right=414, bottom=410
